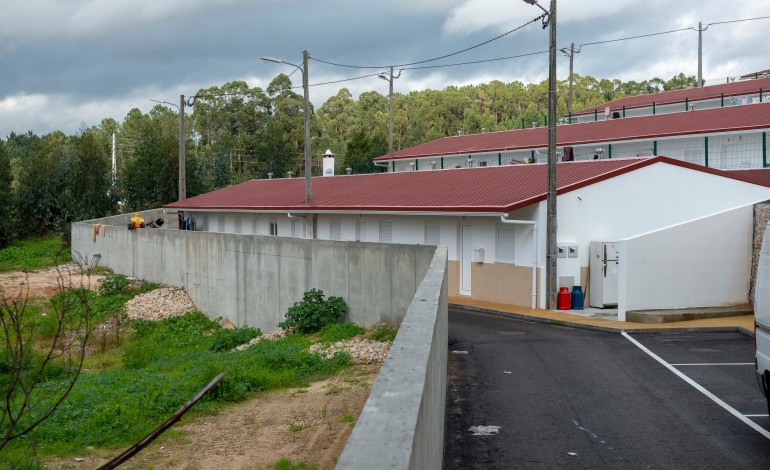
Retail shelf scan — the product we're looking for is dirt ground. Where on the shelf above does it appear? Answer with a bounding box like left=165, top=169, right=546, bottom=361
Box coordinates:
left=3, top=266, right=378, bottom=469
left=46, top=364, right=378, bottom=470
left=0, top=264, right=105, bottom=299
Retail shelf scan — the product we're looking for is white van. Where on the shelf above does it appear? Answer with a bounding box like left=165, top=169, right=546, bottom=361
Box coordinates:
left=753, top=223, right=770, bottom=416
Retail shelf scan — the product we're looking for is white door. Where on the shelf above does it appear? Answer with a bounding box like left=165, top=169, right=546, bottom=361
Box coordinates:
left=461, top=222, right=472, bottom=295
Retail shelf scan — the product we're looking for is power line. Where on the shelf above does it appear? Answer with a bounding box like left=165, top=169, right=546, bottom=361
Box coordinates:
left=402, top=50, right=549, bottom=71
left=578, top=27, right=693, bottom=48
left=704, top=14, right=770, bottom=27
left=310, top=13, right=546, bottom=69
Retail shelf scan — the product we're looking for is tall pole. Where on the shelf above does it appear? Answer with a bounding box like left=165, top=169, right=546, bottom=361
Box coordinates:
left=697, top=22, right=703, bottom=87
left=302, top=50, right=311, bottom=203
left=546, top=0, right=557, bottom=310
left=567, top=42, right=574, bottom=119
left=111, top=132, right=116, bottom=183
left=179, top=95, right=186, bottom=201
left=387, top=66, right=395, bottom=154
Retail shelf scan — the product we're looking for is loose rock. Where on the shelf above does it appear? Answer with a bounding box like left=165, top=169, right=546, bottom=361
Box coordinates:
left=124, top=287, right=197, bottom=321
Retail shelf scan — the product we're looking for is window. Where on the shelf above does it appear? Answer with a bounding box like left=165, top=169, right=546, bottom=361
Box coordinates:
left=292, top=219, right=306, bottom=238
left=269, top=220, right=278, bottom=236
left=479, top=161, right=488, bottom=167
left=424, top=222, right=440, bottom=245
left=379, top=220, right=393, bottom=243
left=330, top=219, right=342, bottom=240
left=495, top=225, right=516, bottom=263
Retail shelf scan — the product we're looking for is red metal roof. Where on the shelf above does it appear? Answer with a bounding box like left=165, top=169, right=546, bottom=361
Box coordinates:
left=375, top=102, right=770, bottom=162
left=165, top=157, right=770, bottom=214
left=572, top=77, right=770, bottom=116
left=741, top=69, right=770, bottom=80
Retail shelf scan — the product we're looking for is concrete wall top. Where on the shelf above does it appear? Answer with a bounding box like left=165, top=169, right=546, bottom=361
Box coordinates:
left=336, top=247, right=448, bottom=469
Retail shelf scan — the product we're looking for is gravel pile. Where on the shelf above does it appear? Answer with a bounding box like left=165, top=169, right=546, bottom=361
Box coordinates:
left=234, top=328, right=291, bottom=351
left=124, top=287, right=197, bottom=321
left=308, top=338, right=391, bottom=364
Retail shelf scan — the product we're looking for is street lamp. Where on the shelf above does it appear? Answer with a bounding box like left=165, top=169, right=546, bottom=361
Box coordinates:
left=261, top=51, right=312, bottom=203
left=378, top=67, right=401, bottom=154
left=523, top=0, right=557, bottom=310
left=559, top=43, right=580, bottom=120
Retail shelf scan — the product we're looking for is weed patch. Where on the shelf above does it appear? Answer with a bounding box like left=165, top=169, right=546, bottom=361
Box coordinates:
left=0, top=236, right=71, bottom=272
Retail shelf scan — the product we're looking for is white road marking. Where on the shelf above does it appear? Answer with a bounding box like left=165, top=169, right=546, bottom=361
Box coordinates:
left=622, top=331, right=770, bottom=440
left=744, top=414, right=770, bottom=418
left=452, top=350, right=468, bottom=355
left=670, top=363, right=754, bottom=366
left=469, top=425, right=500, bottom=435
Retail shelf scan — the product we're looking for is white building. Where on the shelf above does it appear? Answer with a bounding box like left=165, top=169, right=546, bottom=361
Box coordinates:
left=374, top=98, right=770, bottom=172
left=166, top=157, right=770, bottom=321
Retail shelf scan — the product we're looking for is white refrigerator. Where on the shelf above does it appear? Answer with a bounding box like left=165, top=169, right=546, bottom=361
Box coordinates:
left=589, top=242, right=619, bottom=308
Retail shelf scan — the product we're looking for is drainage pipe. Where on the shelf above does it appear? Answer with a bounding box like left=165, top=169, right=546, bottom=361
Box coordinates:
left=500, top=215, right=538, bottom=309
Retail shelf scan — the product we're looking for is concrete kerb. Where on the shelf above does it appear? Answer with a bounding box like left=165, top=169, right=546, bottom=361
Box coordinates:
left=451, top=304, right=755, bottom=337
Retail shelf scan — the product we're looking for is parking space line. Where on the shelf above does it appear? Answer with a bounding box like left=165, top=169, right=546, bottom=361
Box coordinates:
left=670, top=363, right=754, bottom=366
left=744, top=414, right=770, bottom=418
left=622, top=331, right=770, bottom=440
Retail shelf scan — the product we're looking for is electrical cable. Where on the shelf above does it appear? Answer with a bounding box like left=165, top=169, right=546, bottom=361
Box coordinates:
left=402, top=50, right=549, bottom=71
left=310, top=14, right=545, bottom=69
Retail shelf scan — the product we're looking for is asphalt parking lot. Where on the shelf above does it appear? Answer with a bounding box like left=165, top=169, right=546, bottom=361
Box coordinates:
left=444, top=308, right=770, bottom=469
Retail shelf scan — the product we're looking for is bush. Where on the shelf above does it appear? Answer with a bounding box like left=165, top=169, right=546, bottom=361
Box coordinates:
left=98, top=274, right=131, bottom=296
left=209, top=326, right=262, bottom=352
left=279, top=289, right=346, bottom=334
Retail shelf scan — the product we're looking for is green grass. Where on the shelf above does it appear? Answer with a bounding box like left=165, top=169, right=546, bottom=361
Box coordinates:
left=0, top=235, right=71, bottom=272
left=272, top=458, right=318, bottom=470
left=2, top=310, right=350, bottom=462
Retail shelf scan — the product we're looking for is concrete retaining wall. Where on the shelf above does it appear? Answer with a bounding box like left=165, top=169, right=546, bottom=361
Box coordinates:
left=72, top=210, right=436, bottom=331
left=336, top=247, right=448, bottom=470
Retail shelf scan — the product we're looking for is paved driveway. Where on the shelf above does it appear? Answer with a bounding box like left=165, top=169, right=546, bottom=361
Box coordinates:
left=444, top=308, right=770, bottom=469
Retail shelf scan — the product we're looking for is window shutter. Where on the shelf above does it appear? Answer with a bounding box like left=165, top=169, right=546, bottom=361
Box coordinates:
left=425, top=223, right=440, bottom=245
left=330, top=220, right=342, bottom=240
left=496, top=226, right=516, bottom=263
left=379, top=221, right=393, bottom=243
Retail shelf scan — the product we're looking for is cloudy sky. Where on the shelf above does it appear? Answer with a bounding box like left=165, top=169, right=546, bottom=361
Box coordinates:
left=2, top=0, right=769, bottom=138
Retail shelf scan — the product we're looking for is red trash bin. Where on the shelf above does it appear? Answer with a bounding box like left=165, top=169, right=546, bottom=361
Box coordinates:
left=557, top=287, right=571, bottom=310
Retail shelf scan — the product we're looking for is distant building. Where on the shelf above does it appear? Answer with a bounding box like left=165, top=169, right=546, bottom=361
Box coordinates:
left=374, top=101, right=770, bottom=172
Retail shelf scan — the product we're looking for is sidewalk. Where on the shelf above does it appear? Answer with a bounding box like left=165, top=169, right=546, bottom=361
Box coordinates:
left=449, top=296, right=755, bottom=335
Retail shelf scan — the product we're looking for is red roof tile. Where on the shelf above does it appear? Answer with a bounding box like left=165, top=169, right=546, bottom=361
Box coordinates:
left=376, top=102, right=770, bottom=161
left=573, top=77, right=770, bottom=116
left=165, top=157, right=770, bottom=214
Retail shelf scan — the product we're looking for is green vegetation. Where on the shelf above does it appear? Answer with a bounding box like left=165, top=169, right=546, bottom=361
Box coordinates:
left=279, top=289, right=346, bottom=334
left=1, top=287, right=351, bottom=464
left=365, top=323, right=398, bottom=343
left=0, top=236, right=71, bottom=272
left=272, top=458, right=318, bottom=470
left=317, top=322, right=365, bottom=343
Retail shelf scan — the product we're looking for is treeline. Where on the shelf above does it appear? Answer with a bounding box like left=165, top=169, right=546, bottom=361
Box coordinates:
left=0, top=72, right=696, bottom=248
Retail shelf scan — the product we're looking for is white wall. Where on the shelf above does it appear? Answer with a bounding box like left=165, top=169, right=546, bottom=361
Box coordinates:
left=618, top=205, right=753, bottom=320
left=557, top=161, right=770, bottom=270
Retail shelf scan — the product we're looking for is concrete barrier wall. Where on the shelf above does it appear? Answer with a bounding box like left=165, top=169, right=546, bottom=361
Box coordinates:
left=336, top=247, right=448, bottom=470
left=619, top=205, right=753, bottom=320
left=72, top=210, right=436, bottom=331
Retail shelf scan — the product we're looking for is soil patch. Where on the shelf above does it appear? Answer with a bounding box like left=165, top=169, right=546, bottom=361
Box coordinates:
left=0, top=264, right=105, bottom=299
left=46, top=364, right=378, bottom=469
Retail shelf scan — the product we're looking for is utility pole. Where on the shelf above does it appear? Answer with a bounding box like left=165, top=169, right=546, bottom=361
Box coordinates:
left=379, top=67, right=401, bottom=154
left=111, top=132, right=116, bottom=183
left=546, top=0, right=557, bottom=310
left=302, top=50, right=311, bottom=203
left=179, top=95, right=186, bottom=201
left=698, top=22, right=703, bottom=87
left=560, top=42, right=579, bottom=120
